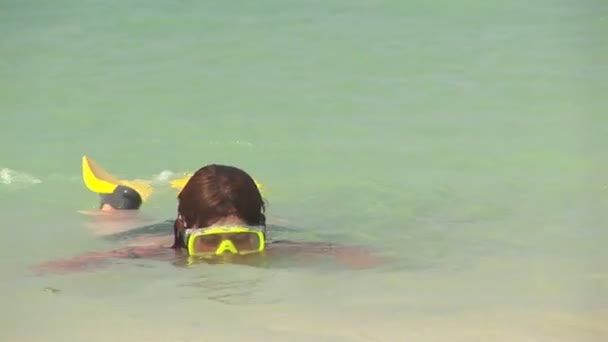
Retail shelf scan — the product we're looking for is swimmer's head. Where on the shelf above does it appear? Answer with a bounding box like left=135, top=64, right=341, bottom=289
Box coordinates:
left=172, top=164, right=266, bottom=248
left=99, top=185, right=142, bottom=211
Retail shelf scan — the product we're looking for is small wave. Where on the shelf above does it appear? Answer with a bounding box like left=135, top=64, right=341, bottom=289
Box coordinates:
left=207, top=140, right=253, bottom=147
left=0, top=168, right=42, bottom=185
left=151, top=170, right=192, bottom=185
left=153, top=170, right=176, bottom=183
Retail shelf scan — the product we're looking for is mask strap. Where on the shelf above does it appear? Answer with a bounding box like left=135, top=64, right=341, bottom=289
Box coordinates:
left=178, top=214, right=188, bottom=228
left=175, top=213, right=190, bottom=248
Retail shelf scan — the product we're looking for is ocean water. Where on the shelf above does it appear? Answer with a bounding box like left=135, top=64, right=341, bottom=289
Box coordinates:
left=1, top=0, right=607, bottom=340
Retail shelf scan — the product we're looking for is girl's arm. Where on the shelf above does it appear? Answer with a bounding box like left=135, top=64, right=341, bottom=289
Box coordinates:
left=35, top=241, right=385, bottom=275
left=267, top=240, right=386, bottom=269
left=33, top=245, right=177, bottom=275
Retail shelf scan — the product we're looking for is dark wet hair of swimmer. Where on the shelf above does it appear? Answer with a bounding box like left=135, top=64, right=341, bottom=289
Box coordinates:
left=99, top=185, right=143, bottom=210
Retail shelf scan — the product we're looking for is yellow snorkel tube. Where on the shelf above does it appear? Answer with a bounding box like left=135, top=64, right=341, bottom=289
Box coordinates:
left=82, top=155, right=153, bottom=209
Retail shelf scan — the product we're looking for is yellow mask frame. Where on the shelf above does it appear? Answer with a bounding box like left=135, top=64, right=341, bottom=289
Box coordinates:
left=186, top=226, right=266, bottom=257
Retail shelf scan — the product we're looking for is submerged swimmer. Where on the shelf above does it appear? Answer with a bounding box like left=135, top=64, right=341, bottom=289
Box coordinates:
left=79, top=156, right=159, bottom=237
left=36, top=163, right=383, bottom=273
left=81, top=155, right=151, bottom=212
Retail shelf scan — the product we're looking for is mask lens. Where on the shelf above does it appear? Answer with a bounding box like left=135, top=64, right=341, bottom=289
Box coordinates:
left=191, top=234, right=222, bottom=253
left=228, top=232, right=260, bottom=252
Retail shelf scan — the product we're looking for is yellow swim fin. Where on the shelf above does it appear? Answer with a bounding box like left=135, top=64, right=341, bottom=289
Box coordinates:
left=169, top=173, right=192, bottom=192
left=82, top=156, right=120, bottom=194
left=81, top=155, right=153, bottom=201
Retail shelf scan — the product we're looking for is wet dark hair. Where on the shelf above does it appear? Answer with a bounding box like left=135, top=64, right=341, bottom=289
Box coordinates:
left=99, top=185, right=142, bottom=210
left=171, top=164, right=266, bottom=249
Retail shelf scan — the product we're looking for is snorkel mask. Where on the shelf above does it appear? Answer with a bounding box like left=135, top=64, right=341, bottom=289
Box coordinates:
left=183, top=226, right=266, bottom=257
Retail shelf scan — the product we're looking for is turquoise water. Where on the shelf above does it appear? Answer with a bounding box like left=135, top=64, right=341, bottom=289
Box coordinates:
left=1, top=0, right=607, bottom=340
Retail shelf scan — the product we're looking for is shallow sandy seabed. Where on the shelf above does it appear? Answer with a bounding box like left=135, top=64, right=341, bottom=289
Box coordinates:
left=3, top=295, right=607, bottom=342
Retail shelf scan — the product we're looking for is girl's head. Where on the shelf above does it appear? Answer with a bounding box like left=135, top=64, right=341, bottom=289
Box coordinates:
left=172, top=164, right=266, bottom=248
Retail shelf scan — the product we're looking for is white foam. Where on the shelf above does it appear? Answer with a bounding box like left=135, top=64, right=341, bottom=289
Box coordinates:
left=151, top=170, right=193, bottom=186
left=153, top=170, right=175, bottom=182
left=0, top=168, right=42, bottom=185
